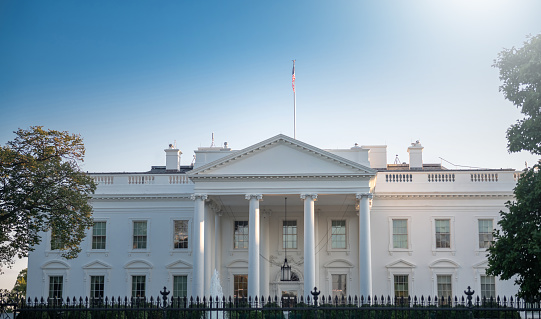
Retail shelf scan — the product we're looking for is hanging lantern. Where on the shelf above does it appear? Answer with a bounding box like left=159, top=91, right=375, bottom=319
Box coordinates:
left=281, top=197, right=291, bottom=281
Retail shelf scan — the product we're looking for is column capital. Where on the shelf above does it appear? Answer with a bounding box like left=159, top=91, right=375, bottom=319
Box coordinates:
left=245, top=194, right=263, bottom=200
left=300, top=193, right=318, bottom=201
left=356, top=193, right=373, bottom=200
left=191, top=194, right=208, bottom=201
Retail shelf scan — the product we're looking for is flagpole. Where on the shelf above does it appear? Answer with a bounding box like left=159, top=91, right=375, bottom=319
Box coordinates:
left=292, top=60, right=296, bottom=139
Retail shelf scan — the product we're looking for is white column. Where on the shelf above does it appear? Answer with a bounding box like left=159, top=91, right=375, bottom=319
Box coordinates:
left=191, top=194, right=207, bottom=299
left=260, top=210, right=271, bottom=297
left=301, top=193, right=317, bottom=298
left=246, top=194, right=262, bottom=299
left=204, top=206, right=213, bottom=296
left=356, top=193, right=373, bottom=298
left=214, top=212, right=223, bottom=276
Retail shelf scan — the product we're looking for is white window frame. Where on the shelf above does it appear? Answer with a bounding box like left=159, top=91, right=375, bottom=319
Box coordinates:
left=130, top=219, right=150, bottom=252
left=436, top=274, right=453, bottom=303
left=388, top=217, right=412, bottom=254
left=327, top=218, right=350, bottom=253
left=393, top=274, right=410, bottom=299
left=279, top=218, right=300, bottom=253
left=40, top=260, right=71, bottom=298
left=480, top=275, right=496, bottom=300
left=233, top=220, right=249, bottom=250
left=429, top=259, right=459, bottom=299
left=473, top=262, right=497, bottom=300
left=385, top=259, right=415, bottom=299
left=431, top=217, right=455, bottom=254
left=82, top=260, right=111, bottom=300
left=89, top=219, right=109, bottom=253
left=171, top=218, right=192, bottom=252
left=476, top=218, right=494, bottom=252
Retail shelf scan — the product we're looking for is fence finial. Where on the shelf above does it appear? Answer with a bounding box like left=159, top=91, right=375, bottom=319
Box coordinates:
left=464, top=286, right=475, bottom=308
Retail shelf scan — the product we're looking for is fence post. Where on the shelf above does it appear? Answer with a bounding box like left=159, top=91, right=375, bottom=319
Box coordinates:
left=464, top=286, right=475, bottom=319
left=160, top=286, right=170, bottom=319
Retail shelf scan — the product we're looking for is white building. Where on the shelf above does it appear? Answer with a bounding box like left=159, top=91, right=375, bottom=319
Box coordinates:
left=26, top=134, right=519, bottom=301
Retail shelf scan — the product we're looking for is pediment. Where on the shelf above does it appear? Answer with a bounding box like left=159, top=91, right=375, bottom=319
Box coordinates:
left=226, top=260, right=249, bottom=268
left=472, top=260, right=488, bottom=269
left=429, top=259, right=460, bottom=269
left=166, top=260, right=193, bottom=269
left=83, top=260, right=112, bottom=269
left=124, top=259, right=153, bottom=269
left=386, top=259, right=416, bottom=269
left=41, top=260, right=70, bottom=269
left=188, top=135, right=376, bottom=177
left=324, top=259, right=355, bottom=268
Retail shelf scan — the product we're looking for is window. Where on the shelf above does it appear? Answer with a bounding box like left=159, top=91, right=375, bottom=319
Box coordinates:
left=131, top=275, right=146, bottom=298
left=394, top=275, right=409, bottom=298
left=50, top=230, right=63, bottom=250
left=234, top=274, right=248, bottom=299
left=478, top=220, right=493, bottom=249
left=49, top=276, right=63, bottom=299
left=92, top=222, right=106, bottom=250
left=174, top=220, right=189, bottom=249
left=283, top=220, right=297, bottom=249
left=481, top=275, right=496, bottom=299
left=331, top=220, right=346, bottom=249
left=437, top=275, right=452, bottom=303
left=435, top=219, right=451, bottom=249
left=90, top=276, right=105, bottom=299
left=332, top=274, right=347, bottom=301
left=133, top=221, right=147, bottom=249
left=173, top=275, right=188, bottom=298
left=392, top=219, right=408, bottom=249
left=234, top=221, right=248, bottom=249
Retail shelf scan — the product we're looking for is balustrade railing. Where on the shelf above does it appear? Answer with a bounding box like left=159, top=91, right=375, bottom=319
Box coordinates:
left=471, top=173, right=498, bottom=182
left=385, top=173, right=413, bottom=182
left=427, top=173, right=455, bottom=182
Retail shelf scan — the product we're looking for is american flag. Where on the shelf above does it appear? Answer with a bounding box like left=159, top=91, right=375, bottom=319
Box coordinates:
left=292, top=60, right=295, bottom=93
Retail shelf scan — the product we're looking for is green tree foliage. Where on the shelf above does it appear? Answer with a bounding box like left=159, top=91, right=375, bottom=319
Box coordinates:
left=0, top=127, right=96, bottom=269
left=493, top=34, right=541, bottom=155
left=12, top=268, right=27, bottom=297
left=487, top=164, right=541, bottom=300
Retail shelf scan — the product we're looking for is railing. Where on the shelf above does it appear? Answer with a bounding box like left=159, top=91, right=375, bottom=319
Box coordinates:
left=428, top=173, right=455, bottom=182
left=93, top=175, right=114, bottom=184
left=386, top=174, right=413, bottom=182
left=471, top=173, right=498, bottom=182
left=91, top=174, right=194, bottom=185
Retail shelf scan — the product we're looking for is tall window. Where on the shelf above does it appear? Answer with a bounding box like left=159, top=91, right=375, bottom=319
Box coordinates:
left=49, top=276, right=63, bottom=299
left=481, top=275, right=496, bottom=299
left=131, top=275, right=146, bottom=298
left=437, top=275, right=452, bottom=303
left=392, top=219, right=408, bottom=249
left=50, top=230, right=63, bottom=250
left=234, top=221, right=248, bottom=249
left=133, top=221, right=147, bottom=249
left=394, top=275, right=409, bottom=298
left=332, top=274, right=347, bottom=301
left=173, top=275, right=188, bottom=298
left=331, top=220, right=346, bottom=249
left=435, top=219, right=451, bottom=248
left=478, top=220, right=494, bottom=249
left=234, top=275, right=248, bottom=299
left=92, top=222, right=106, bottom=250
left=90, top=276, right=105, bottom=299
left=174, top=220, right=189, bottom=249
left=283, top=220, right=297, bottom=249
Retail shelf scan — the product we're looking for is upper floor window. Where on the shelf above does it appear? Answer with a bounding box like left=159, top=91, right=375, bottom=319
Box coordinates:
left=283, top=220, right=297, bottom=249
left=50, top=230, right=63, bottom=251
left=392, top=219, right=408, bottom=249
left=133, top=221, right=147, bottom=249
left=331, top=220, right=346, bottom=249
left=234, top=221, right=248, bottom=249
left=92, top=221, right=106, bottom=250
left=174, top=220, right=189, bottom=249
left=478, top=219, right=494, bottom=249
left=435, top=219, right=451, bottom=249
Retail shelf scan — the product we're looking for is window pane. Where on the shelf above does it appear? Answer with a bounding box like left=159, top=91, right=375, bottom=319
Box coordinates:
left=234, top=221, right=249, bottom=249
left=90, top=276, right=105, bottom=299
left=481, top=275, right=496, bottom=299
left=132, top=276, right=146, bottom=298
left=435, top=219, right=451, bottom=248
left=478, top=220, right=493, bottom=249
left=133, top=221, right=147, bottom=249
left=234, top=275, right=248, bottom=299
left=393, top=219, right=408, bottom=249
left=437, top=275, right=452, bottom=303
left=394, top=275, right=409, bottom=298
left=174, top=220, right=189, bottom=249
left=283, top=220, right=297, bottom=249
left=332, top=274, right=347, bottom=301
left=331, top=220, right=346, bottom=249
left=50, top=230, right=63, bottom=250
left=92, top=222, right=106, bottom=250
left=49, top=276, right=63, bottom=299
left=173, top=275, right=188, bottom=298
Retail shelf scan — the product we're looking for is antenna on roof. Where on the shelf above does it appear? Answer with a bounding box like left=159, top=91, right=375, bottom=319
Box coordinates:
left=210, top=133, right=215, bottom=147
left=174, top=140, right=177, bottom=149
left=394, top=155, right=401, bottom=164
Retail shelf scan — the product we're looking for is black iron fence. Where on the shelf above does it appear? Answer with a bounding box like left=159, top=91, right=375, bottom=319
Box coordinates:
left=2, top=287, right=541, bottom=319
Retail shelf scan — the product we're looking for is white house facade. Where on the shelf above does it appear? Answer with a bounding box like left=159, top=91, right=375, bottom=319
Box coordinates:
left=26, top=134, right=519, bottom=301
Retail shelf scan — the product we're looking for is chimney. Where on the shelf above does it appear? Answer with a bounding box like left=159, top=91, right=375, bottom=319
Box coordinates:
left=408, top=140, right=423, bottom=169
left=165, top=144, right=182, bottom=171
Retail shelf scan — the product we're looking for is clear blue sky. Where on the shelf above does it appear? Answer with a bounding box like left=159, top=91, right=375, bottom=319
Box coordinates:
left=1, top=0, right=540, bottom=289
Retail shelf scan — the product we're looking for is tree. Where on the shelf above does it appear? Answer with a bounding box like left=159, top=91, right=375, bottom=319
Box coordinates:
left=12, top=268, right=27, bottom=297
left=493, top=34, right=541, bottom=155
left=487, top=164, right=541, bottom=300
left=0, top=127, right=96, bottom=270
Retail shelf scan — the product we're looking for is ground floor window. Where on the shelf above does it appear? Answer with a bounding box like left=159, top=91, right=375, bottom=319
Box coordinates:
left=173, top=275, right=188, bottom=298
left=234, top=274, right=248, bottom=299
left=49, top=276, right=63, bottom=300
left=394, top=275, right=409, bottom=298
left=281, top=290, right=297, bottom=307
left=131, top=275, right=146, bottom=298
left=481, top=275, right=496, bottom=299
left=331, top=274, right=347, bottom=301
left=90, top=275, right=105, bottom=299
left=437, top=275, right=452, bottom=304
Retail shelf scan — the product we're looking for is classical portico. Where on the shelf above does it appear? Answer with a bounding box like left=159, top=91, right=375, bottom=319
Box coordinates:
left=187, top=135, right=376, bottom=299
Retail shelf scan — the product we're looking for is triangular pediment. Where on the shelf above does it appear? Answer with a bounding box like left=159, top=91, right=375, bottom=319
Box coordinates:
left=386, top=259, right=416, bottom=269
left=188, top=135, right=376, bottom=177
left=83, top=260, right=112, bottom=269
left=166, top=260, right=193, bottom=269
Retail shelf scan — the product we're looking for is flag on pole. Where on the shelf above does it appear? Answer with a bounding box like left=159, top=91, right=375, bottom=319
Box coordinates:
left=292, top=60, right=296, bottom=93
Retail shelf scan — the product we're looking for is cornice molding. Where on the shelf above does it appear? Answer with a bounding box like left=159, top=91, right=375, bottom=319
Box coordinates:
left=188, top=174, right=373, bottom=182
left=374, top=193, right=514, bottom=200
left=91, top=194, right=192, bottom=201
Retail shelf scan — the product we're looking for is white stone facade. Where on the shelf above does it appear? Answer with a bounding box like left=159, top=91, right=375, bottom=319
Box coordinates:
left=26, top=135, right=519, bottom=300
